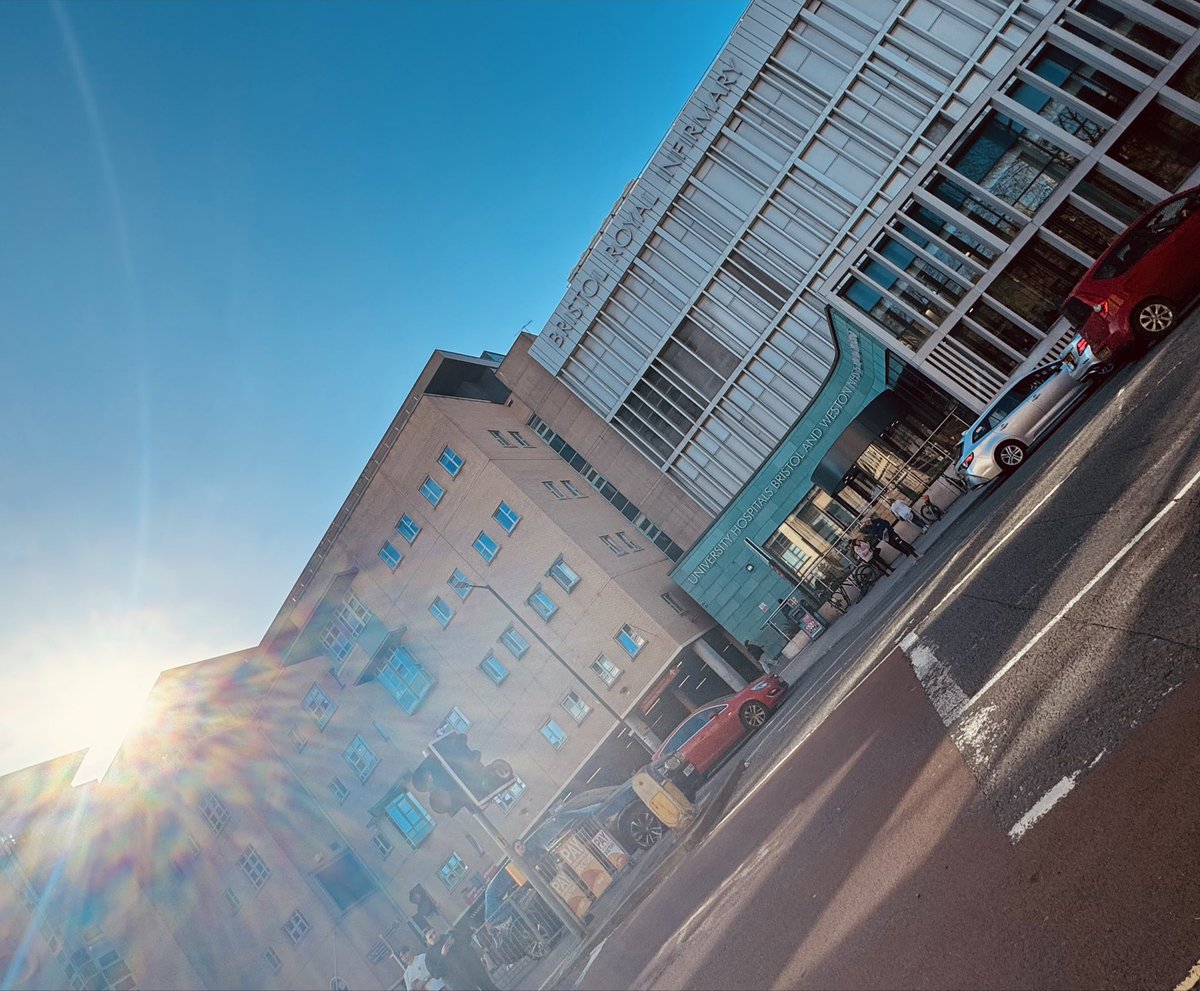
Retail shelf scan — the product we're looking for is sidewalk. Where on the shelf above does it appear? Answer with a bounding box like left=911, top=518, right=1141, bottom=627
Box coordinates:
left=512, top=488, right=983, bottom=991
left=774, top=488, right=978, bottom=688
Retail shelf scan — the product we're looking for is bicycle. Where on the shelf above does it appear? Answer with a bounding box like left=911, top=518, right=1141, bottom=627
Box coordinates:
left=919, top=495, right=944, bottom=523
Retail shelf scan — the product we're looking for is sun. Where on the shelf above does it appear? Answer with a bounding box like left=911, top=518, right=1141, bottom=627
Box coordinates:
left=4, top=632, right=162, bottom=782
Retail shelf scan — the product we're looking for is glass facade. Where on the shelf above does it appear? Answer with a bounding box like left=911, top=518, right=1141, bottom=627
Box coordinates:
left=832, top=1, right=1200, bottom=409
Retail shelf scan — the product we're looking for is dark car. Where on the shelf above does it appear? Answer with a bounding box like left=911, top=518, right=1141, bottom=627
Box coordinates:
left=481, top=781, right=665, bottom=957
left=1063, top=184, right=1200, bottom=357
left=649, top=675, right=788, bottom=798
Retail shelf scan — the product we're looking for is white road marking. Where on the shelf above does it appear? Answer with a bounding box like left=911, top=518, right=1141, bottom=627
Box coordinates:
left=909, top=642, right=970, bottom=726
left=961, top=460, right=1200, bottom=717
left=571, top=936, right=609, bottom=986
left=1008, top=772, right=1078, bottom=842
left=1174, top=957, right=1200, bottom=991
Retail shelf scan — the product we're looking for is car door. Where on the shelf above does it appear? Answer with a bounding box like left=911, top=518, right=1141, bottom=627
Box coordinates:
left=678, top=704, right=730, bottom=772
left=1025, top=365, right=1078, bottom=436
left=1164, top=191, right=1200, bottom=301
left=995, top=371, right=1044, bottom=440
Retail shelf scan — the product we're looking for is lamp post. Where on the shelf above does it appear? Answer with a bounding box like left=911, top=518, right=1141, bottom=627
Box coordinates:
left=450, top=578, right=651, bottom=753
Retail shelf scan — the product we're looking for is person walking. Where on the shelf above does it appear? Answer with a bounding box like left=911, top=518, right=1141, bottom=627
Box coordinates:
left=853, top=536, right=892, bottom=578
left=891, top=496, right=928, bottom=532
left=869, top=515, right=920, bottom=561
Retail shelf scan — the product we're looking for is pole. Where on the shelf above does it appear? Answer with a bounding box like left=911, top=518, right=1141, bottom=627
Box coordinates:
left=469, top=808, right=586, bottom=939
left=458, top=581, right=651, bottom=753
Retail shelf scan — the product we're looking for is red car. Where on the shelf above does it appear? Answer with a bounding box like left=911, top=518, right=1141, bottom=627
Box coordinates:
left=649, top=675, right=788, bottom=798
left=1063, top=184, right=1200, bottom=359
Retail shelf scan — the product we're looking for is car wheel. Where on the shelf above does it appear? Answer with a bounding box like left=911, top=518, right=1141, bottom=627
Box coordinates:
left=739, top=700, right=770, bottom=730
left=619, top=801, right=665, bottom=850
left=994, top=440, right=1026, bottom=473
left=1132, top=298, right=1175, bottom=344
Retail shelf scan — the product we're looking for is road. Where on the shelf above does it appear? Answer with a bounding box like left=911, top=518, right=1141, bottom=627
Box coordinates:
left=573, top=314, right=1200, bottom=990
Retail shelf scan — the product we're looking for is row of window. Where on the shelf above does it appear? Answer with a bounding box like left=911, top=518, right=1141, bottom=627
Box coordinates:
left=526, top=415, right=686, bottom=561
left=489, top=429, right=533, bottom=448
left=380, top=500, right=522, bottom=576
left=259, top=909, right=310, bottom=975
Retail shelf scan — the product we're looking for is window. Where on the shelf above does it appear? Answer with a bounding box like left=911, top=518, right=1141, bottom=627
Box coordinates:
left=616, top=531, right=641, bottom=551
left=430, top=596, right=454, bottom=629
left=379, top=541, right=403, bottom=570
left=591, top=655, right=622, bottom=687
left=493, top=777, right=526, bottom=813
left=343, top=736, right=380, bottom=783
left=561, top=479, right=584, bottom=498
left=438, top=853, right=469, bottom=890
left=320, top=620, right=355, bottom=662
left=386, top=792, right=435, bottom=848
left=329, top=776, right=350, bottom=804
left=448, top=569, right=472, bottom=600
left=561, top=692, right=591, bottom=724
left=223, top=887, right=241, bottom=914
left=479, top=651, right=509, bottom=685
left=420, top=476, right=445, bottom=507
left=201, top=791, right=230, bottom=835
left=238, top=845, right=271, bottom=889
left=438, top=706, right=470, bottom=736
left=322, top=593, right=373, bottom=664
left=661, top=592, right=685, bottom=615
left=397, top=514, right=422, bottom=544
left=378, top=645, right=434, bottom=714
left=600, top=534, right=627, bottom=556
left=336, top=594, right=371, bottom=637
left=372, top=831, right=393, bottom=859
left=489, top=429, right=514, bottom=447
left=473, top=531, right=499, bottom=563
left=493, top=502, right=521, bottom=533
left=498, top=626, right=529, bottom=659
left=540, top=719, right=567, bottom=751
left=543, top=481, right=566, bottom=499
left=616, top=625, right=646, bottom=657
left=510, top=431, right=533, bottom=448
left=438, top=446, right=463, bottom=477
left=264, top=948, right=282, bottom=974
left=547, top=556, right=580, bottom=593
left=662, top=707, right=724, bottom=755
left=282, top=910, right=310, bottom=945
left=527, top=585, right=558, bottom=622
left=302, top=684, right=336, bottom=729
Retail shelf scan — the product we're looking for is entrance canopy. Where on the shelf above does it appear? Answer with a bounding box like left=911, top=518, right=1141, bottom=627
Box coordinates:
left=811, top=390, right=910, bottom=496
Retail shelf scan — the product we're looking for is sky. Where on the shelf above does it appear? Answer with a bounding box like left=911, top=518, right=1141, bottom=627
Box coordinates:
left=0, top=0, right=746, bottom=778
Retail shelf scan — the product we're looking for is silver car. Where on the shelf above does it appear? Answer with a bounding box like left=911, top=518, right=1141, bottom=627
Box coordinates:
left=957, top=335, right=1103, bottom=488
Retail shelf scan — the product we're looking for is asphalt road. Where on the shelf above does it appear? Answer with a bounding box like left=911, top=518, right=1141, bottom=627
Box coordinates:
left=572, top=313, right=1200, bottom=990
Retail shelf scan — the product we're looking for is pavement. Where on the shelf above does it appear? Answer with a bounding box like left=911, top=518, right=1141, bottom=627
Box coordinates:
left=501, top=484, right=986, bottom=991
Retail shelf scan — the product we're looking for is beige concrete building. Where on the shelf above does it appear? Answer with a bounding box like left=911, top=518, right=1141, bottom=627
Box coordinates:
left=1, top=350, right=760, bottom=991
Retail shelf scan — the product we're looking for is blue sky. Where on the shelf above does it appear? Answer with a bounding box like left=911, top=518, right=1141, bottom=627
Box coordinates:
left=0, top=0, right=745, bottom=776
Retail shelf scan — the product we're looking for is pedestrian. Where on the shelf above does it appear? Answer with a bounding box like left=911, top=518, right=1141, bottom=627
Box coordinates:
left=890, top=496, right=928, bottom=532
left=425, top=928, right=499, bottom=991
left=869, top=516, right=920, bottom=561
left=399, top=945, right=445, bottom=991
left=853, top=536, right=891, bottom=578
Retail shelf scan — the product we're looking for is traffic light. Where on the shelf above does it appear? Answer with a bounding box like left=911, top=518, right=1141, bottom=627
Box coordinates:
left=411, top=753, right=472, bottom=816
left=426, top=732, right=515, bottom=809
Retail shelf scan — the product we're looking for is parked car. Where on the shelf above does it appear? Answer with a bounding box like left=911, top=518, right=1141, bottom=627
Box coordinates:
left=956, top=337, right=1102, bottom=488
left=648, top=675, right=789, bottom=798
left=549, top=780, right=667, bottom=852
left=1063, top=184, right=1200, bottom=358
left=480, top=781, right=664, bottom=959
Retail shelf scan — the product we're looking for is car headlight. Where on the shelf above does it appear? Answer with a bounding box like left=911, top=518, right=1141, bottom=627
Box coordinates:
left=751, top=680, right=768, bottom=691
